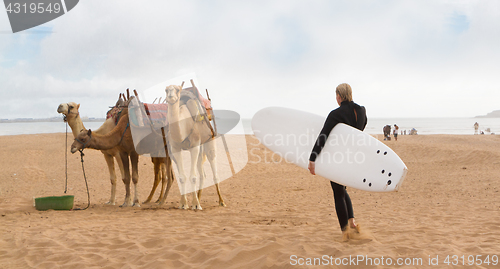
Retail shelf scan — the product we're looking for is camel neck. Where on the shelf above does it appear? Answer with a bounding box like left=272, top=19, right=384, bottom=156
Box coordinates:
left=68, top=114, right=86, bottom=138
left=167, top=101, right=184, bottom=142
left=87, top=115, right=129, bottom=150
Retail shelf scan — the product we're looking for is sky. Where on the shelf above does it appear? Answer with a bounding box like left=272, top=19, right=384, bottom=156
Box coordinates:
left=1, top=0, right=499, bottom=120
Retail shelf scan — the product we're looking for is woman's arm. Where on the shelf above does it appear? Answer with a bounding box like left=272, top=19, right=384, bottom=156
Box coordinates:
left=309, top=111, right=338, bottom=162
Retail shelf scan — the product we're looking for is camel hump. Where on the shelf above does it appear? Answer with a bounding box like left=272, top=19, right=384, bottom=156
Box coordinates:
left=180, top=87, right=211, bottom=110
left=179, top=89, right=198, bottom=106
left=180, top=87, right=208, bottom=120
left=179, top=87, right=215, bottom=137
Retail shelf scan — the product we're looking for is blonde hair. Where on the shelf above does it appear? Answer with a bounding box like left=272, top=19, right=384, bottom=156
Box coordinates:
left=336, top=83, right=353, bottom=102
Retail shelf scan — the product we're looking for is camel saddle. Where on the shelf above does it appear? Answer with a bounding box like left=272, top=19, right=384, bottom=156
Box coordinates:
left=129, top=88, right=216, bottom=156
left=179, top=86, right=215, bottom=138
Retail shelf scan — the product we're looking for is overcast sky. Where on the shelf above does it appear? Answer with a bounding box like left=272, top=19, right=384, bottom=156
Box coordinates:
left=1, top=0, right=499, bottom=120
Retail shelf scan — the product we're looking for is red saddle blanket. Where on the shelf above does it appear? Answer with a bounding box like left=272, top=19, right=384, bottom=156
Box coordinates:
left=144, top=103, right=168, bottom=121
left=130, top=87, right=212, bottom=129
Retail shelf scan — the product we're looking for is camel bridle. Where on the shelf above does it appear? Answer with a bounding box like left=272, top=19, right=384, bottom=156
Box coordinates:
left=75, top=133, right=92, bottom=152
left=63, top=103, right=79, bottom=122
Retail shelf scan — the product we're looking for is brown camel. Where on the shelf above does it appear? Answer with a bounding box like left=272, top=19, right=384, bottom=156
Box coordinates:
left=71, top=103, right=177, bottom=207
left=71, top=106, right=142, bottom=207
left=145, top=150, right=175, bottom=205
left=139, top=128, right=175, bottom=205
left=57, top=100, right=125, bottom=205
left=61, top=97, right=176, bottom=206
left=165, top=84, right=225, bottom=210
left=126, top=91, right=176, bottom=205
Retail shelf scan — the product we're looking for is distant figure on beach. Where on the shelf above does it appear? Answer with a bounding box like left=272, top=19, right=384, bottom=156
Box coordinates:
left=410, top=128, right=418, bottom=135
left=308, top=83, right=366, bottom=241
left=383, top=125, right=391, bottom=140
left=393, top=124, right=399, bottom=141
left=474, top=122, right=479, bottom=135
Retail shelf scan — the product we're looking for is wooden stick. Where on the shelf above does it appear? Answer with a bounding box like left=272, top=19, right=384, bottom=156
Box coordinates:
left=158, top=97, right=162, bottom=104
left=206, top=88, right=235, bottom=176
left=152, top=98, right=158, bottom=104
left=126, top=89, right=130, bottom=100
left=132, top=89, right=141, bottom=102
left=190, top=79, right=196, bottom=88
left=180, top=81, right=185, bottom=88
left=205, top=89, right=210, bottom=100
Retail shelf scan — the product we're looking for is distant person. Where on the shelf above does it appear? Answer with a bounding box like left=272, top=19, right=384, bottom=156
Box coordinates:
left=393, top=124, right=399, bottom=141
left=383, top=125, right=391, bottom=141
left=308, top=83, right=367, bottom=240
left=474, top=122, right=479, bottom=135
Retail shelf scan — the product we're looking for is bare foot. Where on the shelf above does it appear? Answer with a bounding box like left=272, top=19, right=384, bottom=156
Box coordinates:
left=348, top=218, right=359, bottom=232
left=352, top=224, right=361, bottom=233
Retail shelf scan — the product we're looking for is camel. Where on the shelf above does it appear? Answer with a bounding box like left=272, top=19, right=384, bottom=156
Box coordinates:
left=71, top=106, right=144, bottom=206
left=144, top=156, right=174, bottom=204
left=141, top=130, right=176, bottom=205
left=165, top=84, right=225, bottom=210
left=60, top=99, right=176, bottom=206
left=57, top=100, right=125, bottom=205
left=127, top=91, right=176, bottom=205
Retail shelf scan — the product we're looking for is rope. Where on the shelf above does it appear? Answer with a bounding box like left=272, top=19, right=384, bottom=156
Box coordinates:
left=119, top=122, right=130, bottom=144
left=73, top=149, right=90, bottom=210
left=62, top=113, right=90, bottom=210
left=64, top=122, right=68, bottom=194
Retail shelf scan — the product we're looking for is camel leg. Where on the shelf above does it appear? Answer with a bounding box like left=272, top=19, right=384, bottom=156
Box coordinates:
left=159, top=158, right=174, bottom=205
left=103, top=153, right=117, bottom=205
left=114, top=153, right=126, bottom=205
left=196, top=146, right=205, bottom=200
left=172, top=149, right=189, bottom=209
left=119, top=153, right=133, bottom=207
left=144, top=158, right=160, bottom=204
left=156, top=161, right=167, bottom=203
left=189, top=145, right=202, bottom=210
left=206, top=140, right=226, bottom=207
left=131, top=152, right=140, bottom=207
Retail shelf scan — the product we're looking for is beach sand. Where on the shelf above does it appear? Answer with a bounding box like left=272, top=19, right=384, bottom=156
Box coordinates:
left=1, top=133, right=499, bottom=268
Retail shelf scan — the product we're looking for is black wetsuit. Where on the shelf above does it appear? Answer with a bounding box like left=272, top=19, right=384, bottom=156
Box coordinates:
left=309, top=101, right=367, bottom=231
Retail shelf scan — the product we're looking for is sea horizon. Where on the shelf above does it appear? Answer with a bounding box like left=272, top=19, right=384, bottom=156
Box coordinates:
left=1, top=117, right=499, bottom=136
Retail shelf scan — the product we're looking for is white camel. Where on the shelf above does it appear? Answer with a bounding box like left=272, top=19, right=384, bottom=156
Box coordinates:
left=165, top=84, right=225, bottom=210
left=57, top=100, right=126, bottom=205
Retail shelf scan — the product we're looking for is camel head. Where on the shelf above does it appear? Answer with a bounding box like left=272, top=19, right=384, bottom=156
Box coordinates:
left=71, top=129, right=92, bottom=153
left=57, top=102, right=80, bottom=121
left=165, top=85, right=182, bottom=104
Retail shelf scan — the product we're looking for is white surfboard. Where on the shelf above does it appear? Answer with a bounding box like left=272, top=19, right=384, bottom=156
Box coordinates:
left=251, top=107, right=408, bottom=192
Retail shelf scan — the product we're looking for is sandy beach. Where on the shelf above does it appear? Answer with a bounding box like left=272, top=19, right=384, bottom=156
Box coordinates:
left=1, top=133, right=499, bottom=268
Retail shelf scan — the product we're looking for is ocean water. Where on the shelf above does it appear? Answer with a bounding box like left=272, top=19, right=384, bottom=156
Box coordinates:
left=0, top=121, right=106, bottom=136
left=1, top=117, right=499, bottom=136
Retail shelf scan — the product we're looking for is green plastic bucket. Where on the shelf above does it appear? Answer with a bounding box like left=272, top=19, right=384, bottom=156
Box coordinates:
left=35, top=195, right=74, bottom=211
